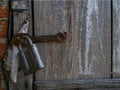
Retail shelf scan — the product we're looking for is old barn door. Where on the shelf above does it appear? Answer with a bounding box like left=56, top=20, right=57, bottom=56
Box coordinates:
left=9, top=0, right=120, bottom=90
left=33, top=0, right=111, bottom=89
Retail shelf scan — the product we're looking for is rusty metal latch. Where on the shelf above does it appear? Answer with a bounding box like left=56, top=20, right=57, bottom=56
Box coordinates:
left=11, top=32, right=67, bottom=46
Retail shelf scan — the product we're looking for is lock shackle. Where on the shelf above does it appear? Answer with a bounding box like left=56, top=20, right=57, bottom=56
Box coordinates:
left=18, top=35, right=33, bottom=50
left=22, top=35, right=33, bottom=45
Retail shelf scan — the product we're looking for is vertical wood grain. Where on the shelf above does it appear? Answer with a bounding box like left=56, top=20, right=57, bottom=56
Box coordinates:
left=9, top=0, right=33, bottom=90
left=113, top=0, right=120, bottom=78
left=34, top=0, right=111, bottom=83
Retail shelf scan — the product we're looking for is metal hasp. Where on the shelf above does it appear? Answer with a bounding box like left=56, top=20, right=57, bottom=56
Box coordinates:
left=12, top=32, right=67, bottom=75
left=11, top=31, right=67, bottom=76
left=11, top=0, right=28, bottom=12
left=12, top=32, right=67, bottom=46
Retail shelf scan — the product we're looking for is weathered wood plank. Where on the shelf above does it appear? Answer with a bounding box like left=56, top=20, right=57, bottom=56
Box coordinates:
left=113, top=0, right=120, bottom=78
left=35, top=79, right=120, bottom=89
left=34, top=0, right=111, bottom=82
left=9, top=0, right=33, bottom=90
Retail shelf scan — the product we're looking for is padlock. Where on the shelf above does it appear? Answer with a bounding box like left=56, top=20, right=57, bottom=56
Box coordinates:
left=18, top=36, right=44, bottom=75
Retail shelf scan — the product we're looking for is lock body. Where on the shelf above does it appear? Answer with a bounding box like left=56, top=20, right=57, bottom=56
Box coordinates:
left=24, top=44, right=44, bottom=75
left=18, top=36, right=44, bottom=75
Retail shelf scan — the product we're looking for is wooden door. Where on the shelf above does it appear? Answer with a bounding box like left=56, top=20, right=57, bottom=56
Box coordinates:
left=33, top=0, right=111, bottom=89
left=10, top=0, right=120, bottom=90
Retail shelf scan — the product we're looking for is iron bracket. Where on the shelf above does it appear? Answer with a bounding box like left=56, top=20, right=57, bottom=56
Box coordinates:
left=11, top=0, right=28, bottom=12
